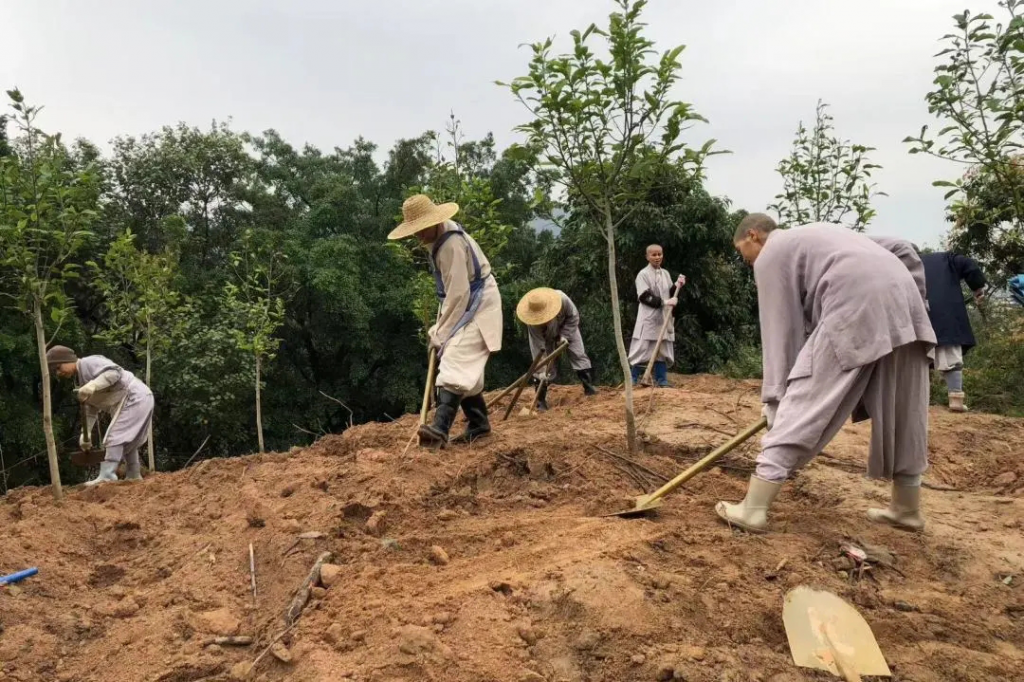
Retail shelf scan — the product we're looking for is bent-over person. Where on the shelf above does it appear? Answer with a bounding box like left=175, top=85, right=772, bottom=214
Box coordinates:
left=388, top=195, right=503, bottom=446
left=719, top=215, right=936, bottom=533
left=47, top=346, right=155, bottom=486
left=628, top=245, right=685, bottom=386
left=516, top=287, right=597, bottom=411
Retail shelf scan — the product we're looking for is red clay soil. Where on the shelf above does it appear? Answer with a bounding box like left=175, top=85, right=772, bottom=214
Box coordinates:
left=1, top=375, right=1022, bottom=682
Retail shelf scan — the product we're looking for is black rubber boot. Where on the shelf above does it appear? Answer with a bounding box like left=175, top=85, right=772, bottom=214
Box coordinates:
left=577, top=369, right=598, bottom=396
left=536, top=382, right=550, bottom=412
left=450, top=393, right=491, bottom=445
left=418, top=389, right=461, bottom=448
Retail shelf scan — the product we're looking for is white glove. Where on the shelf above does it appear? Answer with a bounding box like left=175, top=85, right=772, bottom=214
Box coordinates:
left=77, top=383, right=95, bottom=402
left=761, top=402, right=778, bottom=430
left=665, top=297, right=678, bottom=307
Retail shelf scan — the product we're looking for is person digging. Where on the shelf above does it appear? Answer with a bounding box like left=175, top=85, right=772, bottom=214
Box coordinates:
left=516, top=287, right=598, bottom=411
left=388, top=194, right=503, bottom=447
left=628, top=244, right=686, bottom=386
left=718, top=215, right=936, bottom=534
left=47, top=345, right=155, bottom=486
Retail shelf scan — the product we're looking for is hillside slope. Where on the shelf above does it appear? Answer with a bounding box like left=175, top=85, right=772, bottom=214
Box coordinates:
left=1, top=375, right=1022, bottom=682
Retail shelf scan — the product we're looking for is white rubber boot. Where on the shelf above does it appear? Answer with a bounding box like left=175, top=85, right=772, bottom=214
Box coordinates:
left=948, top=391, right=968, bottom=413
left=84, top=460, right=120, bottom=487
left=716, top=476, right=783, bottom=533
left=867, top=483, right=924, bottom=531
left=124, top=451, right=143, bottom=481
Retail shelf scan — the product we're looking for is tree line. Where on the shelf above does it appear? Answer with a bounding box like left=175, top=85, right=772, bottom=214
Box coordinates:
left=3, top=0, right=1023, bottom=494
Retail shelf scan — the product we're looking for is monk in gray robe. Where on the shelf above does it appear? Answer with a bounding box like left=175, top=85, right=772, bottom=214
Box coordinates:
left=47, top=345, right=155, bottom=486
left=628, top=245, right=686, bottom=386
left=717, top=215, right=936, bottom=533
left=388, top=195, right=503, bottom=446
left=516, top=287, right=597, bottom=411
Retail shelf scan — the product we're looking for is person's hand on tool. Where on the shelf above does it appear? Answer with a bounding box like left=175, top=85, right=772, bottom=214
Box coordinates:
left=77, top=382, right=96, bottom=402
left=973, top=288, right=985, bottom=307
left=79, top=432, right=89, bottom=450
left=676, top=274, right=686, bottom=288
left=761, top=402, right=778, bottom=430
left=665, top=297, right=678, bottom=307
left=427, top=324, right=442, bottom=349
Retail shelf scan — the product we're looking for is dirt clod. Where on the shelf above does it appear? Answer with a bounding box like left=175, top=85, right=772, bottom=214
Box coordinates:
left=429, top=546, right=450, bottom=566
left=319, top=563, right=342, bottom=588
left=366, top=511, right=387, bottom=537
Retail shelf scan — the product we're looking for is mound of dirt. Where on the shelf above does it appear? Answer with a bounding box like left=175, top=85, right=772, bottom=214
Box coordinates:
left=1, top=375, right=1022, bottom=682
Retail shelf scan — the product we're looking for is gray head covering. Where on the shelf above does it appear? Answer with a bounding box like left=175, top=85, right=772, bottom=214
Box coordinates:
left=45, top=345, right=78, bottom=369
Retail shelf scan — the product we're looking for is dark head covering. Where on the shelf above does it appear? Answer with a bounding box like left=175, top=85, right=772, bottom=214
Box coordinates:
left=46, top=345, right=78, bottom=369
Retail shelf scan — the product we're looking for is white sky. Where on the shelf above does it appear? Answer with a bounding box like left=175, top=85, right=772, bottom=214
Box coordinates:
left=1, top=0, right=1000, bottom=248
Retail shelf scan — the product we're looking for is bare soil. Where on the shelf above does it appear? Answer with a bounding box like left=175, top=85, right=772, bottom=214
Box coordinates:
left=1, top=375, right=1022, bottom=682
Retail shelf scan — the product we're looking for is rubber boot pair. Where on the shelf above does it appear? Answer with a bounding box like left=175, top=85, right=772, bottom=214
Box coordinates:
left=449, top=393, right=491, bottom=445
left=577, top=369, right=597, bottom=396
left=717, top=476, right=925, bottom=533
left=418, top=389, right=461, bottom=447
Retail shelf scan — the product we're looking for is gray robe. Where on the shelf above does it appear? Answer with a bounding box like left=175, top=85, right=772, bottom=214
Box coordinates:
left=628, top=265, right=675, bottom=366
left=754, top=224, right=936, bottom=482
left=77, top=355, right=154, bottom=451
left=528, top=291, right=592, bottom=380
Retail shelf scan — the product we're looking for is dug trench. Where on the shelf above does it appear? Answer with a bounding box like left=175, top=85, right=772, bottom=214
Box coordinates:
left=0, top=375, right=1022, bottom=682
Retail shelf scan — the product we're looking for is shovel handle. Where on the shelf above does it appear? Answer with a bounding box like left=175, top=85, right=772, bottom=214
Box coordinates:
left=502, top=340, right=569, bottom=420
left=419, top=347, right=438, bottom=425
left=641, top=416, right=767, bottom=506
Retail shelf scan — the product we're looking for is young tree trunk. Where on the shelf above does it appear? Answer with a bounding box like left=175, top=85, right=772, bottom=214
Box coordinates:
left=145, top=325, right=155, bottom=472
left=255, top=353, right=265, bottom=454
left=604, top=211, right=638, bottom=453
left=33, top=296, right=63, bottom=500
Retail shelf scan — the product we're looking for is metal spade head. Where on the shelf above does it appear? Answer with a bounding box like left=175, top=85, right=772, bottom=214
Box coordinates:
left=603, top=493, right=664, bottom=518
left=71, top=447, right=106, bottom=466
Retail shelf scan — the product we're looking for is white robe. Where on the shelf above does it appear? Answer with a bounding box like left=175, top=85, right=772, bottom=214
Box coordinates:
left=628, top=265, right=675, bottom=366
left=77, top=355, right=154, bottom=452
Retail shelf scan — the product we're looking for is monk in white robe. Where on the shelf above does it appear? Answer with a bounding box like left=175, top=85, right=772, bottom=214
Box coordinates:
left=717, top=215, right=936, bottom=533
left=628, top=245, right=685, bottom=386
left=388, top=195, right=503, bottom=446
left=47, top=346, right=155, bottom=486
left=516, top=287, right=597, bottom=411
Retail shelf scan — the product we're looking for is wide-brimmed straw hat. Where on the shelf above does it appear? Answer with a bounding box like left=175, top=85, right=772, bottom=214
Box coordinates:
left=516, top=287, right=563, bottom=326
left=387, top=194, right=460, bottom=240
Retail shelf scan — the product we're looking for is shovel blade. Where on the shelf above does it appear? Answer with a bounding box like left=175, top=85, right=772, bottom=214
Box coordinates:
left=603, top=494, right=664, bottom=518
left=783, top=586, right=891, bottom=678
left=71, top=449, right=106, bottom=467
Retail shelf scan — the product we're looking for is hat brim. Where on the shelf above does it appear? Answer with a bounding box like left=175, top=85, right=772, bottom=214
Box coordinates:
left=387, top=202, right=460, bottom=240
left=516, top=288, right=562, bottom=326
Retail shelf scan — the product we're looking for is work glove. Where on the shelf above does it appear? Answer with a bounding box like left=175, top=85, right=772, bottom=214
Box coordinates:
left=77, top=383, right=96, bottom=402
left=761, top=402, right=778, bottom=430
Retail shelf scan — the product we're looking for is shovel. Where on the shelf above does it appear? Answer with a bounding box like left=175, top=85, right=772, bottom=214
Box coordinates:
left=783, top=586, right=890, bottom=680
left=420, top=347, right=438, bottom=426
left=607, top=416, right=767, bottom=518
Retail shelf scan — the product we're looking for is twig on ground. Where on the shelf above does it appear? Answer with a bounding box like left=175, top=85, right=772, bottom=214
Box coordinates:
left=205, top=636, right=253, bottom=647
left=593, top=444, right=670, bottom=483
left=251, top=624, right=296, bottom=673
left=249, top=543, right=257, bottom=604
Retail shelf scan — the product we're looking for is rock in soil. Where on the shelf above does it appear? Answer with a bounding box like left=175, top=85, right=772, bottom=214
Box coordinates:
left=270, top=641, right=293, bottom=663
left=319, top=563, right=342, bottom=588
left=429, top=546, right=450, bottom=566
left=195, top=608, right=240, bottom=637
left=366, top=511, right=387, bottom=536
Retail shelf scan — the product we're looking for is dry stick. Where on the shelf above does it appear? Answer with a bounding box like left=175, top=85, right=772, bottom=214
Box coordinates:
left=249, top=543, right=257, bottom=604
left=503, top=341, right=569, bottom=420
left=250, top=623, right=297, bottom=673
left=283, top=551, right=333, bottom=626
left=527, top=378, right=548, bottom=415
left=318, top=390, right=354, bottom=429
left=182, top=435, right=212, bottom=471
left=592, top=444, right=670, bottom=483
left=639, top=302, right=675, bottom=387
left=206, top=636, right=253, bottom=647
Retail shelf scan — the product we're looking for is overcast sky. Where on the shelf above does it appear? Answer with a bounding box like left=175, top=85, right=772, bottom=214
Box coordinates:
left=1, top=0, right=1000, bottom=247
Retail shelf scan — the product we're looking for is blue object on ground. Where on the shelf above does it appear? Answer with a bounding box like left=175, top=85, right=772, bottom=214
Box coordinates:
left=0, top=567, right=38, bottom=586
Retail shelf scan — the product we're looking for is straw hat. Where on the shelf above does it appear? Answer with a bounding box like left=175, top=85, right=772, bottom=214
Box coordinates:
left=516, top=287, right=563, bottom=326
left=387, top=194, right=460, bottom=240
